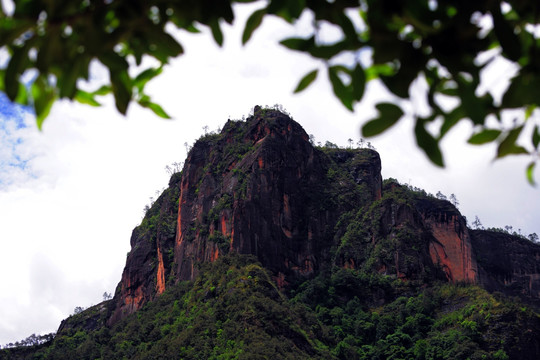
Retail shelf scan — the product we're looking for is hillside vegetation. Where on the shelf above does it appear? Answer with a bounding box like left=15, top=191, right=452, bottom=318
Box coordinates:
left=3, top=253, right=539, bottom=359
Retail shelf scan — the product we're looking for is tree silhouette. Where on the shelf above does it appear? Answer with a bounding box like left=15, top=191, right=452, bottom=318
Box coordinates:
left=435, top=191, right=447, bottom=201
left=449, top=193, right=459, bottom=207
left=472, top=216, right=484, bottom=230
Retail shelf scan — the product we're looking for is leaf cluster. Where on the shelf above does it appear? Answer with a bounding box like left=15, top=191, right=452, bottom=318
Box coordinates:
left=0, top=0, right=254, bottom=126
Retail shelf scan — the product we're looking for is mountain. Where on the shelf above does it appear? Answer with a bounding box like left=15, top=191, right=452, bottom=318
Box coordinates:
left=2, top=107, right=540, bottom=359
left=109, top=106, right=387, bottom=323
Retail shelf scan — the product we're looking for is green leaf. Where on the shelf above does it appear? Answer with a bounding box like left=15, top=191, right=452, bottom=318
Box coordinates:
left=439, top=106, right=465, bottom=139
left=209, top=20, right=224, bottom=46
left=525, top=104, right=536, bottom=119
left=467, top=129, right=502, bottom=145
left=457, top=76, right=489, bottom=125
left=439, top=85, right=459, bottom=97
left=334, top=12, right=357, bottom=42
left=91, top=85, right=112, bottom=96
left=146, top=28, right=184, bottom=62
left=381, top=70, right=413, bottom=99
left=185, top=24, right=201, bottom=33
left=110, top=71, right=132, bottom=115
left=58, top=56, right=86, bottom=99
left=15, top=83, right=30, bottom=106
left=533, top=125, right=540, bottom=149
left=293, top=69, right=318, bottom=93
left=5, top=44, right=30, bottom=101
left=497, top=125, right=528, bottom=158
left=134, top=67, right=163, bottom=93
left=75, top=90, right=101, bottom=107
left=267, top=0, right=305, bottom=22
left=501, top=71, right=540, bottom=108
left=138, top=96, right=172, bottom=119
left=98, top=51, right=129, bottom=72
left=242, top=9, right=265, bottom=45
left=366, top=64, right=395, bottom=81
left=328, top=66, right=353, bottom=111
left=35, top=30, right=62, bottom=72
left=492, top=5, right=522, bottom=62
left=31, top=76, right=57, bottom=130
left=308, top=41, right=348, bottom=59
left=280, top=36, right=315, bottom=52
left=351, top=64, right=366, bottom=101
left=362, top=103, right=403, bottom=137
left=526, top=162, right=536, bottom=186
left=415, top=119, right=444, bottom=167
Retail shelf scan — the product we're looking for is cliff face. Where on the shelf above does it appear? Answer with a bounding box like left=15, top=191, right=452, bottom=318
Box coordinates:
left=471, top=229, right=540, bottom=307
left=109, top=174, right=180, bottom=323
left=108, top=108, right=540, bottom=323
left=334, top=183, right=478, bottom=285
left=109, top=108, right=385, bottom=321
left=173, top=109, right=336, bottom=286
left=414, top=197, right=478, bottom=283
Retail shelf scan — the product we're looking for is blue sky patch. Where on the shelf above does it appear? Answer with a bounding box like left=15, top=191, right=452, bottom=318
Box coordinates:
left=0, top=93, right=31, bottom=128
left=0, top=93, right=35, bottom=189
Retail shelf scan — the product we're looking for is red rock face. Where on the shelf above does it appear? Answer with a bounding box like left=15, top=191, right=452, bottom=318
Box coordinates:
left=173, top=111, right=336, bottom=283
left=108, top=174, right=180, bottom=324
left=414, top=197, right=478, bottom=283
left=426, top=214, right=478, bottom=283
left=110, top=109, right=386, bottom=323
left=333, top=184, right=479, bottom=284
left=156, top=247, right=166, bottom=294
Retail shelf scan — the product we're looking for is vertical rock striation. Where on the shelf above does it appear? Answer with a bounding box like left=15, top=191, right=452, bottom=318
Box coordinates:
left=173, top=109, right=337, bottom=286
left=109, top=174, right=180, bottom=323
left=108, top=108, right=377, bottom=322
left=415, top=197, right=478, bottom=283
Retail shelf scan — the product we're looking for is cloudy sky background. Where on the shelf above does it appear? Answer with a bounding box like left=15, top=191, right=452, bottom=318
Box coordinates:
left=1, top=4, right=539, bottom=344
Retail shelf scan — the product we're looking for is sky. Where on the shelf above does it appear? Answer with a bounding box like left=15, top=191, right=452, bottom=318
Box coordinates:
left=0, top=3, right=539, bottom=345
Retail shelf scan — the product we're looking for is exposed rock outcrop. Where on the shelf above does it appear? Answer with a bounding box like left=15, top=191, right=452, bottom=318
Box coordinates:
left=415, top=197, right=478, bottom=283
left=471, top=229, right=540, bottom=307
left=109, top=173, right=180, bottom=323
left=173, top=110, right=336, bottom=286
left=109, top=109, right=384, bottom=322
